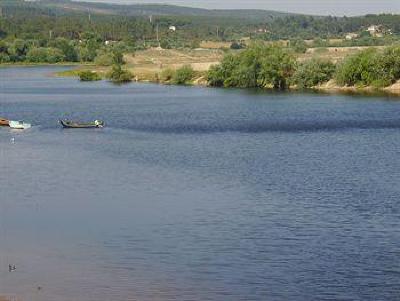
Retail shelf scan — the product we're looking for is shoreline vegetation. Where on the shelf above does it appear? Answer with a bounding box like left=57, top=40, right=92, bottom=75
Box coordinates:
left=51, top=44, right=400, bottom=96
left=205, top=43, right=400, bottom=95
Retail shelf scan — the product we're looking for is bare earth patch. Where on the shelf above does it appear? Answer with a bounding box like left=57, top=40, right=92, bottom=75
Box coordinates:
left=384, top=80, right=400, bottom=94
left=0, top=296, right=20, bottom=301
left=123, top=48, right=223, bottom=81
left=125, top=48, right=222, bottom=69
left=299, top=46, right=387, bottom=63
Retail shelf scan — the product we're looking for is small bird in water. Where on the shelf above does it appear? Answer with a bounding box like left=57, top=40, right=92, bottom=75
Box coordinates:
left=8, top=264, right=16, bottom=272
left=10, top=137, right=15, bottom=144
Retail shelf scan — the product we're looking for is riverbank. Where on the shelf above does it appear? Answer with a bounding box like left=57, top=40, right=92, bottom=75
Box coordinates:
left=54, top=48, right=218, bottom=83
left=55, top=66, right=400, bottom=97
left=35, top=46, right=400, bottom=97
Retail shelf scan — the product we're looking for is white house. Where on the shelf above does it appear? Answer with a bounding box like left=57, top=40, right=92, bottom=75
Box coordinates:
left=367, top=25, right=384, bottom=37
left=367, top=25, right=379, bottom=33
left=105, top=40, right=117, bottom=46
left=345, top=33, right=359, bottom=40
left=169, top=26, right=177, bottom=32
left=255, top=28, right=268, bottom=33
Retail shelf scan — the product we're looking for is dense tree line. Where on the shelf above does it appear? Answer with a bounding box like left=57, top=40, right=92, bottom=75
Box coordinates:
left=207, top=43, right=400, bottom=89
left=0, top=6, right=249, bottom=45
left=0, top=35, right=133, bottom=64
left=1, top=0, right=400, bottom=50
left=1, top=0, right=400, bottom=67
left=336, top=47, right=400, bottom=87
left=256, top=14, right=400, bottom=40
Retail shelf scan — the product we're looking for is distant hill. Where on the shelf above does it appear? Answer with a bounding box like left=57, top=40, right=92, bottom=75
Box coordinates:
left=0, top=0, right=292, bottom=21
left=1, top=0, right=399, bottom=42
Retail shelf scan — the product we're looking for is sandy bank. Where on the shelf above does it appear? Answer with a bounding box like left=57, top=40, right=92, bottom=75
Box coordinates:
left=314, top=79, right=400, bottom=95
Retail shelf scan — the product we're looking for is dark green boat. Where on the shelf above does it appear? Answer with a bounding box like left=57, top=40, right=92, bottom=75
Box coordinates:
left=60, top=120, right=104, bottom=128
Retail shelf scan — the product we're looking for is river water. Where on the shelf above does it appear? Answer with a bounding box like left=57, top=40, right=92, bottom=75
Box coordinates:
left=0, top=66, right=400, bottom=301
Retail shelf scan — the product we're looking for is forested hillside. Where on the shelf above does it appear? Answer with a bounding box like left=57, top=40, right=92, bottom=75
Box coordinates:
left=0, top=0, right=400, bottom=65
left=0, top=0, right=290, bottom=20
left=1, top=1, right=400, bottom=41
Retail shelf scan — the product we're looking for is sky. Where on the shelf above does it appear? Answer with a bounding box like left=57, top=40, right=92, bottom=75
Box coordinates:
left=77, top=0, right=400, bottom=16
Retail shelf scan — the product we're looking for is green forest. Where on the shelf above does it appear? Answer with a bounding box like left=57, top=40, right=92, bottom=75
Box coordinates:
left=1, top=0, right=400, bottom=64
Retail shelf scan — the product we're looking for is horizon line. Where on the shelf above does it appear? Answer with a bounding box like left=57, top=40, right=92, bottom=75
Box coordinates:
left=69, top=0, right=398, bottom=17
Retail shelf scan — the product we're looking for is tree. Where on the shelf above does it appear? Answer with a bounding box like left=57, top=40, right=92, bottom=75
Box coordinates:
left=207, top=54, right=239, bottom=87
left=259, top=46, right=296, bottom=89
left=335, top=48, right=395, bottom=87
left=0, top=41, right=9, bottom=54
left=49, top=38, right=78, bottom=62
left=78, top=33, right=102, bottom=62
left=207, top=43, right=296, bottom=89
left=0, top=53, right=10, bottom=63
left=207, top=64, right=225, bottom=87
left=293, top=58, right=336, bottom=88
left=79, top=70, right=102, bottom=81
left=160, top=39, right=172, bottom=49
left=94, top=52, right=114, bottom=66
left=8, top=39, right=29, bottom=61
left=26, top=47, right=65, bottom=63
left=290, top=39, right=308, bottom=53
left=111, top=50, right=125, bottom=65
left=160, top=68, right=175, bottom=82
left=172, top=65, right=194, bottom=84
left=230, top=42, right=245, bottom=50
left=382, top=46, right=400, bottom=80
left=107, top=64, right=133, bottom=83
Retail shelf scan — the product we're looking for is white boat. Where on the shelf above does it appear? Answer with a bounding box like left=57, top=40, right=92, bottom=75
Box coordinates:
left=9, top=120, right=31, bottom=130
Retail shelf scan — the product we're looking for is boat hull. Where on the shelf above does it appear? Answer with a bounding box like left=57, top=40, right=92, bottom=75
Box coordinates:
left=60, top=120, right=104, bottom=128
left=0, top=118, right=9, bottom=126
left=9, top=120, right=31, bottom=130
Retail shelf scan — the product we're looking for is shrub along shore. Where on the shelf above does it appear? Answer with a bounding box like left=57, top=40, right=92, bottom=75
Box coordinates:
left=52, top=43, right=400, bottom=95
left=206, top=43, right=400, bottom=94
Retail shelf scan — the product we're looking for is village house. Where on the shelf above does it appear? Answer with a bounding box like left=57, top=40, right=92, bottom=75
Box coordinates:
left=255, top=28, right=269, bottom=33
left=367, top=25, right=385, bottom=37
left=345, top=33, right=359, bottom=40
left=105, top=40, right=117, bottom=46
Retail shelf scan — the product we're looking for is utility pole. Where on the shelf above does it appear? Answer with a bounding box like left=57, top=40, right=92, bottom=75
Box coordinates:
left=156, top=23, right=160, bottom=47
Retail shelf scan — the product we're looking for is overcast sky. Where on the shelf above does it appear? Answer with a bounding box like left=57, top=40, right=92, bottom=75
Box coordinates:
left=77, top=0, right=400, bottom=16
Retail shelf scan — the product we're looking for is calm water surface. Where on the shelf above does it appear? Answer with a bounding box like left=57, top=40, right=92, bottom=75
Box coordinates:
left=0, top=66, right=400, bottom=301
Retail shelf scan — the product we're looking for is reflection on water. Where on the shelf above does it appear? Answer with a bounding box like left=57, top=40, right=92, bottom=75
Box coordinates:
left=1, top=67, right=400, bottom=301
